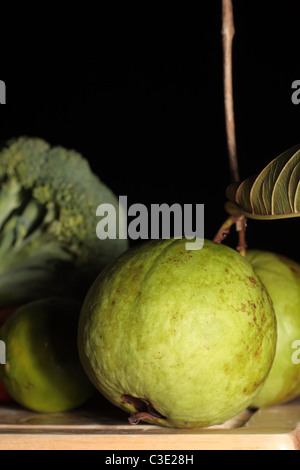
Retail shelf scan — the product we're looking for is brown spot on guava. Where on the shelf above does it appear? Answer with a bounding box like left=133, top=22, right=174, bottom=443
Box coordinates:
left=250, top=377, right=265, bottom=394
left=248, top=301, right=256, bottom=310
left=249, top=277, right=258, bottom=287
left=255, top=343, right=262, bottom=357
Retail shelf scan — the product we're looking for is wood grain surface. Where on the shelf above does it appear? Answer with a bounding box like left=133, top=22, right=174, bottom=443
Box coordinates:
left=0, top=398, right=299, bottom=450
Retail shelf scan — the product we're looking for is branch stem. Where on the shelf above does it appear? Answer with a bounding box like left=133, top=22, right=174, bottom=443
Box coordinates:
left=222, top=0, right=239, bottom=184
left=217, top=0, right=247, bottom=257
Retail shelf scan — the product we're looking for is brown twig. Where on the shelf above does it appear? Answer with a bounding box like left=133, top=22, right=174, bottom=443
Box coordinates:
left=235, top=215, right=248, bottom=257
left=216, top=0, right=247, bottom=257
left=222, top=0, right=239, bottom=184
left=214, top=215, right=240, bottom=244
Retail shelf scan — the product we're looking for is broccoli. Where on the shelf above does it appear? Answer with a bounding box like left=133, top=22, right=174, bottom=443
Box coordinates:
left=0, top=137, right=128, bottom=308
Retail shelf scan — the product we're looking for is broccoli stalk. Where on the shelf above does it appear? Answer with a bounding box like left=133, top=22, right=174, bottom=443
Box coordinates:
left=0, top=138, right=128, bottom=308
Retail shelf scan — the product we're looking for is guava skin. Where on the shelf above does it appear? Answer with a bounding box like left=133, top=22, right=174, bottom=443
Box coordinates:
left=78, top=239, right=277, bottom=428
left=248, top=251, right=300, bottom=408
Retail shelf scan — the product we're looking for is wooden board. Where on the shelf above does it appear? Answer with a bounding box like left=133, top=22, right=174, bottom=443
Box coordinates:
left=0, top=398, right=300, bottom=450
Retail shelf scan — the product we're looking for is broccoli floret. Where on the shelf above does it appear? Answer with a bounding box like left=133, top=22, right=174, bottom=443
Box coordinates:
left=0, top=137, right=128, bottom=308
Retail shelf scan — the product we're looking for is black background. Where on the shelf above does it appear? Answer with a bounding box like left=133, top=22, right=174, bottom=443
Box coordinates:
left=1, top=1, right=300, bottom=260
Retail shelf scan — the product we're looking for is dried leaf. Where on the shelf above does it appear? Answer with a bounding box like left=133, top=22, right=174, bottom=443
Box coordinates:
left=226, top=144, right=300, bottom=220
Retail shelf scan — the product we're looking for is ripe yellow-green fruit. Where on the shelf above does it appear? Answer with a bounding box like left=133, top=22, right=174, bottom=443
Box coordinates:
left=0, top=298, right=94, bottom=413
left=78, top=239, right=277, bottom=428
left=248, top=251, right=300, bottom=408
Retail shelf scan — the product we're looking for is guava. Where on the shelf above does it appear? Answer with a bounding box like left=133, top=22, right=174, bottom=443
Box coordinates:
left=0, top=308, right=16, bottom=402
left=247, top=250, right=300, bottom=408
left=78, top=239, right=277, bottom=428
left=0, top=298, right=94, bottom=412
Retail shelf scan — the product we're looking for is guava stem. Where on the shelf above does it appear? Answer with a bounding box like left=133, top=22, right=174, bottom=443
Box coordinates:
left=214, top=215, right=240, bottom=244
left=214, top=214, right=248, bottom=258
left=236, top=215, right=248, bottom=257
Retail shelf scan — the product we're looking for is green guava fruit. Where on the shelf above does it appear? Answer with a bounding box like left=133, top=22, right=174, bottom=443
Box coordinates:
left=247, top=250, right=300, bottom=408
left=0, top=298, right=94, bottom=412
left=78, top=239, right=277, bottom=428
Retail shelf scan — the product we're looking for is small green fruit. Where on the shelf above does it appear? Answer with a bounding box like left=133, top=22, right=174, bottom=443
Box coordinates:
left=0, top=298, right=94, bottom=412
left=248, top=250, right=300, bottom=408
left=78, top=239, right=276, bottom=428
